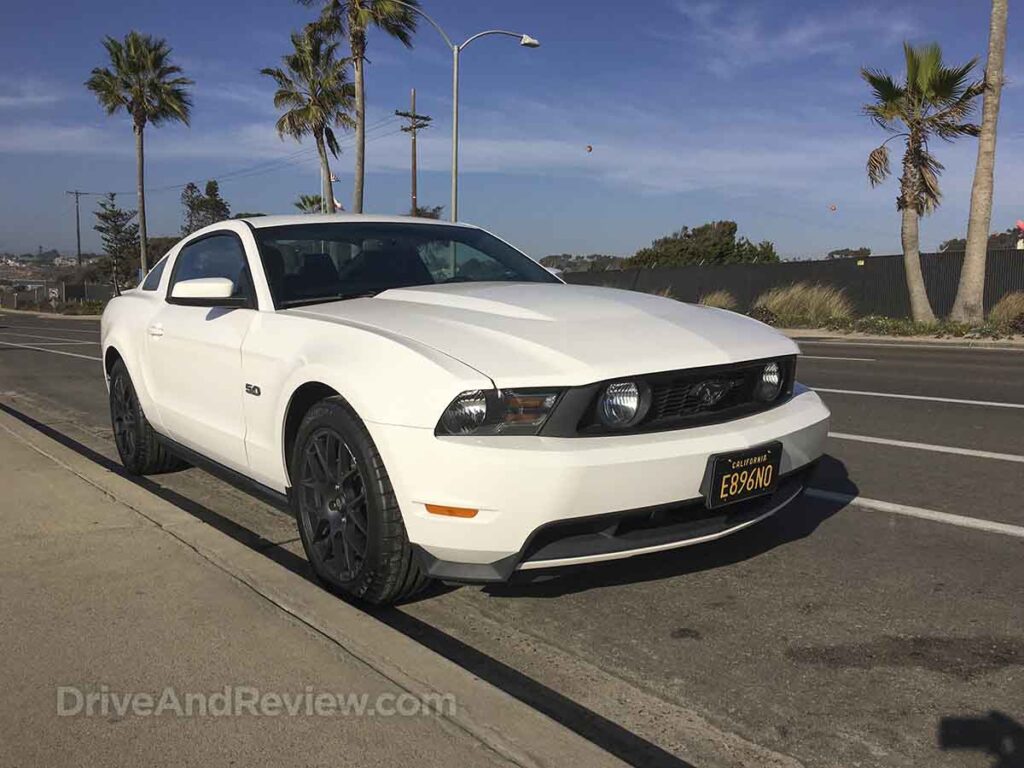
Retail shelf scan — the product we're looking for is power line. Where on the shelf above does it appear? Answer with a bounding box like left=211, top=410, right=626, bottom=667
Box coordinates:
left=100, top=116, right=403, bottom=197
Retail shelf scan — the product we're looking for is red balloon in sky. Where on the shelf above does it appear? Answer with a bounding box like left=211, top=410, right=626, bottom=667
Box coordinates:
left=828, top=204, right=838, bottom=212
left=1016, top=219, right=1024, bottom=231
left=585, top=145, right=593, bottom=153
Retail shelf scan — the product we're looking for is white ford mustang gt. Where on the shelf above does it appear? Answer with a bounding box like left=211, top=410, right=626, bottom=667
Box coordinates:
left=101, top=214, right=830, bottom=603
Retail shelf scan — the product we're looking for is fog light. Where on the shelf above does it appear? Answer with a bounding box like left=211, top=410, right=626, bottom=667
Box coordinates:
left=755, top=361, right=783, bottom=402
left=597, top=380, right=649, bottom=428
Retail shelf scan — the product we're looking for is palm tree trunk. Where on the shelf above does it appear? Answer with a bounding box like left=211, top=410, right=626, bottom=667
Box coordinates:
left=901, top=204, right=936, bottom=323
left=315, top=133, right=333, bottom=213
left=352, top=41, right=366, bottom=214
left=135, top=124, right=148, bottom=277
left=950, top=0, right=1008, bottom=323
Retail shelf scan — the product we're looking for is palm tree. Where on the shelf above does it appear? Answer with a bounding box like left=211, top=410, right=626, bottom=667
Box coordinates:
left=862, top=43, right=983, bottom=322
left=294, top=193, right=343, bottom=212
left=295, top=194, right=324, bottom=213
left=262, top=27, right=354, bottom=214
left=950, top=0, right=1009, bottom=323
left=303, top=0, right=419, bottom=213
left=262, top=26, right=355, bottom=214
left=86, top=32, right=192, bottom=275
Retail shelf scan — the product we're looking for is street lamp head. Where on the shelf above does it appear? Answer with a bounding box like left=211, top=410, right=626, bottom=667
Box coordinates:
left=519, top=34, right=541, bottom=48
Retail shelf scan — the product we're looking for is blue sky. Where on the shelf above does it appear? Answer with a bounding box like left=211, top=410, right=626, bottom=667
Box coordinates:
left=0, top=0, right=1020, bottom=259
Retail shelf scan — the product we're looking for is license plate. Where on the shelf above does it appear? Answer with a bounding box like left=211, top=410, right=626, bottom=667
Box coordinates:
left=704, top=442, right=782, bottom=509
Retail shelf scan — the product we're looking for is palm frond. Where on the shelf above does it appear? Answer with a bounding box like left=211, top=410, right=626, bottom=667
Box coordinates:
left=917, top=147, right=945, bottom=213
left=866, top=144, right=892, bottom=187
left=928, top=58, right=979, bottom=103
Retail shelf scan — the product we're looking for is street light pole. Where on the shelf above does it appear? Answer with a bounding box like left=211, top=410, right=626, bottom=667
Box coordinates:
left=383, top=2, right=539, bottom=223
left=451, top=46, right=460, bottom=221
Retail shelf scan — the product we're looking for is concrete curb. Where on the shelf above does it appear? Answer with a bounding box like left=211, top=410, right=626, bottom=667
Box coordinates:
left=0, top=408, right=627, bottom=768
left=784, top=327, right=1024, bottom=349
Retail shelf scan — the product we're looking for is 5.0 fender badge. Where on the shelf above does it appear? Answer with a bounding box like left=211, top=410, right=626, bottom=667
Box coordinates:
left=245, top=384, right=261, bottom=397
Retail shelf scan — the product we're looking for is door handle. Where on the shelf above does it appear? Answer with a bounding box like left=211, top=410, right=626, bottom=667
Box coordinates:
left=147, top=323, right=164, bottom=338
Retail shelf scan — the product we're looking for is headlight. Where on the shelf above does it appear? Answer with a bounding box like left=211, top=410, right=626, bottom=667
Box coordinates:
left=596, top=380, right=650, bottom=429
left=439, top=390, right=489, bottom=435
left=436, top=388, right=562, bottom=436
left=754, top=361, right=783, bottom=402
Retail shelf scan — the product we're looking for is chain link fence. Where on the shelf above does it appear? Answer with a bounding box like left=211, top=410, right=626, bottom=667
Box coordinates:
left=0, top=281, right=116, bottom=311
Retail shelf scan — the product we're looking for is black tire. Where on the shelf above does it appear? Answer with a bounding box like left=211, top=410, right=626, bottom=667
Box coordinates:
left=108, top=359, right=185, bottom=475
left=291, top=396, right=428, bottom=605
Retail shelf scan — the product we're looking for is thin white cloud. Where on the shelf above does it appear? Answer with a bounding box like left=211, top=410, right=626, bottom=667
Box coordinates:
left=0, top=77, right=64, bottom=109
left=667, top=1, right=914, bottom=78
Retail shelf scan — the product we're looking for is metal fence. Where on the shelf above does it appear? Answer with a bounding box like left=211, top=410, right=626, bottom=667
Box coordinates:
left=0, top=281, right=116, bottom=310
left=563, top=250, right=1024, bottom=318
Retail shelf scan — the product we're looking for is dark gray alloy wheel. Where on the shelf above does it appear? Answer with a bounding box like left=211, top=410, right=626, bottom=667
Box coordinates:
left=292, top=396, right=428, bottom=604
left=107, top=359, right=185, bottom=475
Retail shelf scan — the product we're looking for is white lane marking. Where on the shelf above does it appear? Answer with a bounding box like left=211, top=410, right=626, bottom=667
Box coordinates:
left=800, top=355, right=876, bottom=362
left=806, top=489, right=1024, bottom=540
left=814, top=387, right=1024, bottom=410
left=829, top=432, right=1024, bottom=464
left=0, top=323, right=99, bottom=335
left=0, top=331, right=100, bottom=344
left=0, top=340, right=97, bottom=347
left=0, top=340, right=102, bottom=361
left=798, top=339, right=1024, bottom=353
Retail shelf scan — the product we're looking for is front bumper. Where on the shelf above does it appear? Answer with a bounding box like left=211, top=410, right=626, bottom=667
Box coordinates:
left=367, top=387, right=830, bottom=582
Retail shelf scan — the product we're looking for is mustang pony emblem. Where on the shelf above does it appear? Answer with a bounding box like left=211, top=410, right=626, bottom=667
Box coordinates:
left=692, top=379, right=730, bottom=407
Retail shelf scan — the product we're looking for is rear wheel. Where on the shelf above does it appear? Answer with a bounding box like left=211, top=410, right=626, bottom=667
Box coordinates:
left=108, top=359, right=185, bottom=475
left=291, top=396, right=428, bottom=604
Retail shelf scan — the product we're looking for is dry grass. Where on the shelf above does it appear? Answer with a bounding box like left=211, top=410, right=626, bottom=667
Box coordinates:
left=752, top=283, right=853, bottom=327
left=698, top=289, right=738, bottom=311
left=653, top=286, right=674, bottom=298
left=989, top=291, right=1024, bottom=331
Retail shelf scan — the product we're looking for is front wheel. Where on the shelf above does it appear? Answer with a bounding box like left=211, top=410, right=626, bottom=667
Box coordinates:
left=291, top=396, right=428, bottom=605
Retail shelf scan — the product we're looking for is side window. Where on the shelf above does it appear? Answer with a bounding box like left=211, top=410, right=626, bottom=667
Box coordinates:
left=141, top=255, right=168, bottom=291
left=169, top=234, right=253, bottom=302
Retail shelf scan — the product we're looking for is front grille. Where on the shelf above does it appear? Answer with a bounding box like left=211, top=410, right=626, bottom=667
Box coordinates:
left=567, top=356, right=796, bottom=436
left=648, top=370, right=749, bottom=421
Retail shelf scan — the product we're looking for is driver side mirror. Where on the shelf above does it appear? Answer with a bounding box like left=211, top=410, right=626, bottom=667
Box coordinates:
left=169, top=277, right=249, bottom=307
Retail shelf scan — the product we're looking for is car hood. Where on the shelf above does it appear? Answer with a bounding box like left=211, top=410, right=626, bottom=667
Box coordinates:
left=287, top=282, right=799, bottom=387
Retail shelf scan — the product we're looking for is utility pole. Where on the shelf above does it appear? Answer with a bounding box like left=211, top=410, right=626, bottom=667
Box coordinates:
left=395, top=89, right=431, bottom=215
left=65, top=190, right=84, bottom=267
left=65, top=190, right=107, bottom=267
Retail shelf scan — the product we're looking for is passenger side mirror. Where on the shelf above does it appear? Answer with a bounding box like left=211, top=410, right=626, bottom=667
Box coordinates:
left=169, top=277, right=248, bottom=307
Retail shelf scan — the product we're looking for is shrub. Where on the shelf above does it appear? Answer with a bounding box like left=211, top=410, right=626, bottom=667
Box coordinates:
left=825, top=315, right=1010, bottom=339
left=751, top=283, right=853, bottom=327
left=748, top=305, right=778, bottom=325
left=698, top=289, right=738, bottom=311
left=989, top=291, right=1024, bottom=333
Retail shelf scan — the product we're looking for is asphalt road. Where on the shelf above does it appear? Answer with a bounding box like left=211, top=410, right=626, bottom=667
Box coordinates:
left=1, top=313, right=1021, bottom=768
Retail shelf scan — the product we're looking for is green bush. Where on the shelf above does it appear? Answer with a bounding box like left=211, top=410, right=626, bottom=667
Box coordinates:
left=752, top=283, right=852, bottom=327
left=989, top=291, right=1024, bottom=333
left=698, top=289, right=738, bottom=311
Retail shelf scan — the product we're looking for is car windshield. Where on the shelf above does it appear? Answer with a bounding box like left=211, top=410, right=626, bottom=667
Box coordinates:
left=252, top=222, right=559, bottom=308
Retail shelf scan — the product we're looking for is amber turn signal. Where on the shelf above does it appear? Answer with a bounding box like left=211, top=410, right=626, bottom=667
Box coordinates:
left=425, top=504, right=478, bottom=518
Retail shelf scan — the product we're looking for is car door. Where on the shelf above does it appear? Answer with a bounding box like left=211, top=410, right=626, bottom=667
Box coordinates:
left=144, top=231, right=258, bottom=472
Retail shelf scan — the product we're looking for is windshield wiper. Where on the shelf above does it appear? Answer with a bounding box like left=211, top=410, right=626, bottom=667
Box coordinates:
left=278, top=291, right=380, bottom=309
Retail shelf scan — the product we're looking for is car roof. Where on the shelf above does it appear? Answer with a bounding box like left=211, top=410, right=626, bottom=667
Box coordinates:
left=240, top=214, right=477, bottom=230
